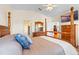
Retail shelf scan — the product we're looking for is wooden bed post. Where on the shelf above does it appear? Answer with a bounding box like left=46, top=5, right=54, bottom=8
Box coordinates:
left=45, top=18, right=47, bottom=36
left=8, top=12, right=11, bottom=34
left=70, top=7, right=76, bottom=46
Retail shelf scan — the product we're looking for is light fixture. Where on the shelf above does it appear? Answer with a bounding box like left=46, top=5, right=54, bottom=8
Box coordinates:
left=43, top=4, right=56, bottom=11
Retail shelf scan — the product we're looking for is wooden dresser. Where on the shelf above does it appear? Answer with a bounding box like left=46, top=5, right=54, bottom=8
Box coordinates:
left=33, top=32, right=45, bottom=37
left=0, top=25, right=9, bottom=37
left=61, top=25, right=76, bottom=45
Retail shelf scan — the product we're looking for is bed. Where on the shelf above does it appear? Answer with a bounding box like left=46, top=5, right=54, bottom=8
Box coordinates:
left=23, top=37, right=64, bottom=55
left=0, top=34, right=22, bottom=55
left=40, top=36, right=78, bottom=55
left=0, top=35, right=78, bottom=55
left=23, top=36, right=78, bottom=55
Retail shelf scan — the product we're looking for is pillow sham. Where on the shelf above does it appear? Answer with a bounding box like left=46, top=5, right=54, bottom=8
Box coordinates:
left=15, top=34, right=32, bottom=49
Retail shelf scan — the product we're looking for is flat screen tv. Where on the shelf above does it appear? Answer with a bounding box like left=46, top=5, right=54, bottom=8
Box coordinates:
left=61, top=10, right=78, bottom=22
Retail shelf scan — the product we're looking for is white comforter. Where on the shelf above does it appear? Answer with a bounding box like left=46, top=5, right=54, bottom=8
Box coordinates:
left=0, top=34, right=22, bottom=55
left=0, top=39, right=22, bottom=55
left=40, top=36, right=78, bottom=55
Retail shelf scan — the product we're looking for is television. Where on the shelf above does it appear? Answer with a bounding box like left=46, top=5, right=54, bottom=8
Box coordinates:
left=61, top=10, right=78, bottom=22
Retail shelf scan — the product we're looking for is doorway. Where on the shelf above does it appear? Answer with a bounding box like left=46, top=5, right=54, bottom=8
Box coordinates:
left=24, top=20, right=31, bottom=35
left=28, top=26, right=30, bottom=35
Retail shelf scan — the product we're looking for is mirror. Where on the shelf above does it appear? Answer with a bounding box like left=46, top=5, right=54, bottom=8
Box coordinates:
left=35, top=21, right=43, bottom=32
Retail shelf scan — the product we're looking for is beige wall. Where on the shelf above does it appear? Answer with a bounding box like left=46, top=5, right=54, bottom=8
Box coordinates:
left=10, top=10, right=51, bottom=35
left=0, top=5, right=11, bottom=26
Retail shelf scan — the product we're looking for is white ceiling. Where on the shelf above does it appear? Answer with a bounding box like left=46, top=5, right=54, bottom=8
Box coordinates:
left=10, top=4, right=79, bottom=18
left=10, top=4, right=79, bottom=21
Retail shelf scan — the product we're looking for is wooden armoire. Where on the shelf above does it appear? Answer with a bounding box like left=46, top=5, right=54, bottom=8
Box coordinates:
left=61, top=25, right=76, bottom=46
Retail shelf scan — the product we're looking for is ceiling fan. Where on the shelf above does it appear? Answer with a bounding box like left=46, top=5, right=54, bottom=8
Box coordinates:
left=38, top=4, right=56, bottom=11
left=43, top=4, right=56, bottom=11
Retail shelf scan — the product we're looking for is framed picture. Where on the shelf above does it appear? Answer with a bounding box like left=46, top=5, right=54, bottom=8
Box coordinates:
left=61, top=10, right=78, bottom=22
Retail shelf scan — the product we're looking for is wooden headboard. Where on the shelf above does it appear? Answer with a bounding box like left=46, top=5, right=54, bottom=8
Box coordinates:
left=0, top=25, right=9, bottom=37
left=0, top=12, right=11, bottom=37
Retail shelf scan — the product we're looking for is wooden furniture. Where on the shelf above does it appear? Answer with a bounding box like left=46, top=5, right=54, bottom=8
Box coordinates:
left=8, top=12, right=11, bottom=34
left=61, top=25, right=76, bottom=46
left=0, top=12, right=11, bottom=37
left=61, top=7, right=76, bottom=47
left=0, top=25, right=9, bottom=37
left=33, top=21, right=44, bottom=37
left=35, top=21, right=43, bottom=32
left=45, top=18, right=47, bottom=35
left=33, top=32, right=45, bottom=37
left=70, top=7, right=76, bottom=46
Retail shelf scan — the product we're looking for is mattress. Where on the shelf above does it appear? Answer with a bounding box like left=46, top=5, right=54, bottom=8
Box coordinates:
left=23, top=37, right=65, bottom=55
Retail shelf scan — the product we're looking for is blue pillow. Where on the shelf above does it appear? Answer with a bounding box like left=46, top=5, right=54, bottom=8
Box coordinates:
left=15, top=34, right=32, bottom=49
left=23, top=35, right=32, bottom=45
